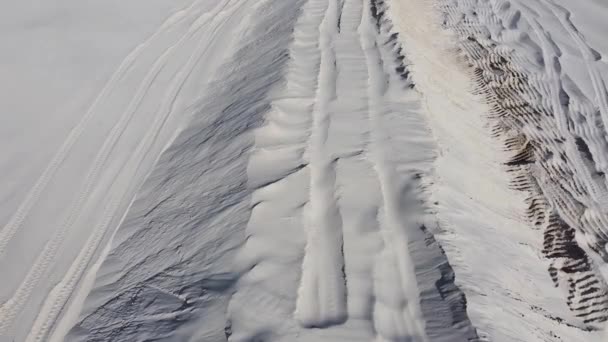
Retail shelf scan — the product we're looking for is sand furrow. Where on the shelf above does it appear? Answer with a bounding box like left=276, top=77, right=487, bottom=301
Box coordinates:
left=22, top=3, right=246, bottom=340
left=226, top=0, right=325, bottom=338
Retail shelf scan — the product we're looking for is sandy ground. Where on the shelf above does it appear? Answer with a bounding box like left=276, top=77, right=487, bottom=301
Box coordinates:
left=1, top=0, right=608, bottom=341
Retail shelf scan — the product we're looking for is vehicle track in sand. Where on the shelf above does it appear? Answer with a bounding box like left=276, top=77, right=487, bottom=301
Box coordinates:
left=294, top=0, right=347, bottom=328
left=439, top=0, right=608, bottom=331
left=22, top=2, right=246, bottom=340
left=0, top=0, right=211, bottom=258
left=228, top=0, right=477, bottom=340
left=0, top=0, right=236, bottom=336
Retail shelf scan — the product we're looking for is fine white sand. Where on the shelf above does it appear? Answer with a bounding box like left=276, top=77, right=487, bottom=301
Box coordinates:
left=2, top=0, right=608, bottom=341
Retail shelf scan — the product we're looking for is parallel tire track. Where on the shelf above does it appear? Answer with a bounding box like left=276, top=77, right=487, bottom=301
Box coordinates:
left=0, top=2, right=236, bottom=334
left=0, top=0, right=209, bottom=258
left=359, top=1, right=428, bottom=340
left=541, top=0, right=608, bottom=137
left=295, top=0, right=347, bottom=328
left=23, top=3, right=244, bottom=340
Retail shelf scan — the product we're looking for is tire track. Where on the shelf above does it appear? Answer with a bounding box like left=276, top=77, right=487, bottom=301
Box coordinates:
left=23, top=3, right=246, bottom=339
left=537, top=0, right=608, bottom=208
left=507, top=0, right=608, bottom=263
left=226, top=0, right=326, bottom=337
left=0, top=1, right=235, bottom=334
left=358, top=1, right=428, bottom=340
left=329, top=0, right=382, bottom=337
left=439, top=0, right=608, bottom=329
left=225, top=0, right=478, bottom=339
left=540, top=0, right=608, bottom=137
left=0, top=0, right=209, bottom=258
left=527, top=19, right=608, bottom=208
left=295, top=0, right=347, bottom=329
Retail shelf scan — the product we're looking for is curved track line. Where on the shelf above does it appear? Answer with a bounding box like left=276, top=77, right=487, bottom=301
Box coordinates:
left=527, top=20, right=608, bottom=204
left=443, top=0, right=608, bottom=329
left=0, top=0, right=209, bottom=258
left=0, top=2, right=233, bottom=333
left=23, top=2, right=242, bottom=340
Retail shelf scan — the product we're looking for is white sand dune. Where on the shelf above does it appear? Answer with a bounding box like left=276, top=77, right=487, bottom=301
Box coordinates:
left=2, top=0, right=608, bottom=341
